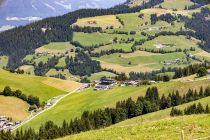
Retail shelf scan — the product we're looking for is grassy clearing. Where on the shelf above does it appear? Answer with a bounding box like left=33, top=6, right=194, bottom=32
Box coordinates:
left=159, top=0, right=194, bottom=10
left=88, top=71, right=116, bottom=81
left=56, top=57, right=66, bottom=68
left=98, top=52, right=194, bottom=70
left=0, top=96, right=29, bottom=121
left=46, top=69, right=80, bottom=81
left=33, top=55, right=52, bottom=65
left=137, top=35, right=199, bottom=51
left=100, top=60, right=155, bottom=74
left=93, top=43, right=133, bottom=53
left=73, top=32, right=142, bottom=47
left=194, top=50, right=210, bottom=62
left=128, top=0, right=149, bottom=7
left=74, top=15, right=121, bottom=29
left=20, top=78, right=210, bottom=131
left=113, top=9, right=185, bottom=34
left=18, top=65, right=35, bottom=75
left=0, top=70, right=80, bottom=102
left=141, top=8, right=192, bottom=16
left=0, top=56, right=8, bottom=68
left=35, top=42, right=75, bottom=55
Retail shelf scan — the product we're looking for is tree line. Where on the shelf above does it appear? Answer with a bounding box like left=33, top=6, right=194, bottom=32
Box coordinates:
left=0, top=86, right=40, bottom=108
left=1, top=85, right=210, bottom=139
left=170, top=103, right=210, bottom=116
left=129, top=63, right=210, bottom=81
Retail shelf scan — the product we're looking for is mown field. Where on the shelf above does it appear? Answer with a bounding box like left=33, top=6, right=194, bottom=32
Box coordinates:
left=97, top=52, right=197, bottom=71
left=20, top=77, right=210, bottom=131
left=73, top=15, right=122, bottom=29
left=136, top=35, right=199, bottom=52
left=0, top=96, right=29, bottom=121
left=73, top=32, right=142, bottom=47
left=35, top=42, right=75, bottom=56
left=59, top=96, right=210, bottom=140
left=159, top=0, right=194, bottom=10
left=87, top=71, right=116, bottom=81
left=93, top=43, right=133, bottom=53
left=0, top=70, right=81, bottom=102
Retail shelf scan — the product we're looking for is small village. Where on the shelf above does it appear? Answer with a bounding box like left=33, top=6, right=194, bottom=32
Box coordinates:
left=79, top=78, right=157, bottom=91
left=0, top=116, right=20, bottom=131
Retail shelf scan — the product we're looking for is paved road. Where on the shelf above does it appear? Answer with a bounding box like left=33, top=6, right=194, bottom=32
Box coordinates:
left=12, top=87, right=81, bottom=131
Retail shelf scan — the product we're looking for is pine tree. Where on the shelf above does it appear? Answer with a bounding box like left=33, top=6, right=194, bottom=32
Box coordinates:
left=196, top=103, right=205, bottom=114
left=205, top=105, right=210, bottom=113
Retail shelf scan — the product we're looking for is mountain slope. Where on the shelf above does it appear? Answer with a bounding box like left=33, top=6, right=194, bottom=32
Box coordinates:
left=58, top=96, right=210, bottom=140
left=0, top=0, right=126, bottom=31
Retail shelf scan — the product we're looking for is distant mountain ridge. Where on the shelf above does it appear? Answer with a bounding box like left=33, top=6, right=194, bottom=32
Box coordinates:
left=0, top=0, right=126, bottom=31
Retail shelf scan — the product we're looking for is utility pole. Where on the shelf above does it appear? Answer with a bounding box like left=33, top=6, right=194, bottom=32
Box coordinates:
left=181, top=130, right=184, bottom=140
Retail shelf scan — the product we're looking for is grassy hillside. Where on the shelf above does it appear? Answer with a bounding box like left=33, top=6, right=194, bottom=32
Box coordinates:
left=59, top=96, right=210, bottom=140
left=0, top=70, right=81, bottom=102
left=74, top=15, right=122, bottom=29
left=0, top=96, right=29, bottom=121
left=87, top=71, right=116, bottom=81
left=159, top=0, right=194, bottom=10
left=20, top=77, right=210, bottom=131
left=35, top=42, right=75, bottom=56
left=136, top=35, right=199, bottom=52
left=0, top=56, right=8, bottom=68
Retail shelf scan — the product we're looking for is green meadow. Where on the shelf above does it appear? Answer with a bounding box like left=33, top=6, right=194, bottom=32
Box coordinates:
left=20, top=77, right=210, bottom=131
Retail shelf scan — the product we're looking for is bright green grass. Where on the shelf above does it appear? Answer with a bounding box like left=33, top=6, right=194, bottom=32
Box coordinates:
left=46, top=69, right=74, bottom=80
left=88, top=71, right=116, bottom=81
left=98, top=52, right=193, bottom=69
left=137, top=35, right=199, bottom=51
left=73, top=32, right=143, bottom=47
left=159, top=0, right=194, bottom=10
left=42, top=42, right=72, bottom=50
left=157, top=72, right=175, bottom=79
left=60, top=114, right=210, bottom=140
left=0, top=70, right=66, bottom=102
left=113, top=11, right=184, bottom=34
left=33, top=55, right=52, bottom=64
left=93, top=43, right=133, bottom=53
left=23, top=54, right=37, bottom=62
left=59, top=96, right=210, bottom=140
left=56, top=57, right=66, bottom=68
left=20, top=78, right=210, bottom=131
left=0, top=56, right=8, bottom=68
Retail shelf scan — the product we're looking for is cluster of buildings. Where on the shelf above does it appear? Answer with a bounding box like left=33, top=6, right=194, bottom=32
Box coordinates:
left=94, top=78, right=157, bottom=91
left=0, top=116, right=20, bottom=131
left=161, top=59, right=182, bottom=65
